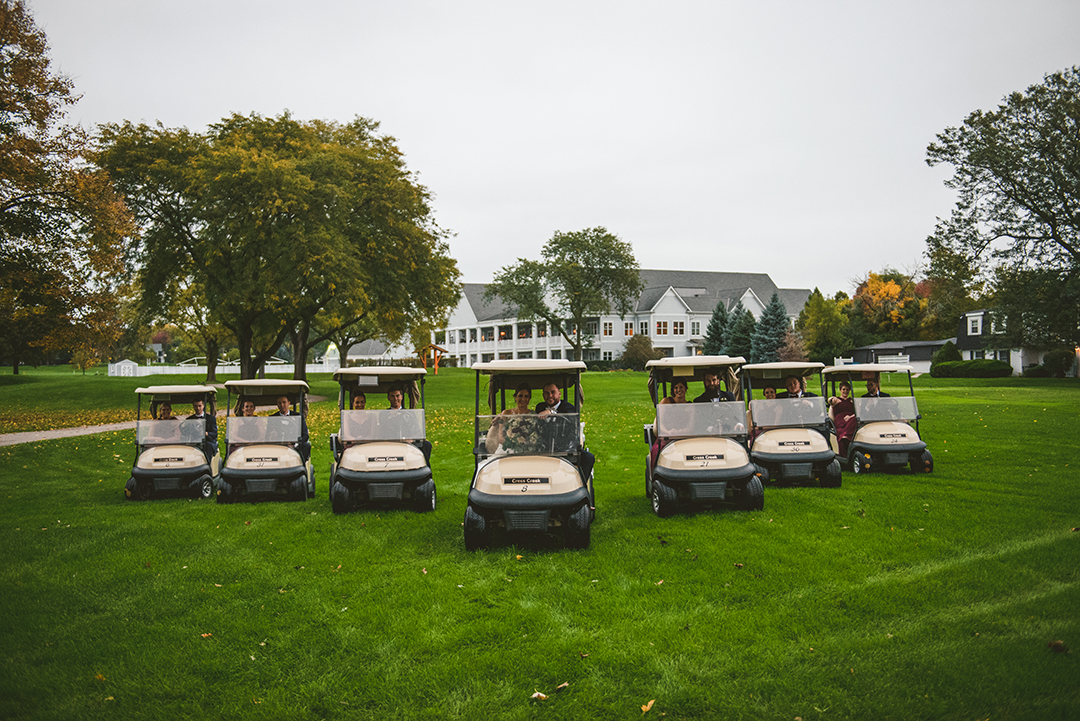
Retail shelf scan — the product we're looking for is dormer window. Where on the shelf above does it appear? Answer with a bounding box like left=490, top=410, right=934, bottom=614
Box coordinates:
left=969, top=315, right=982, bottom=335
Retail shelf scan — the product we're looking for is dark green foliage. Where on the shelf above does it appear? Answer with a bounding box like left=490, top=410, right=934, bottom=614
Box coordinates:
left=750, top=292, right=788, bottom=363
left=933, top=340, right=962, bottom=363
left=703, top=300, right=728, bottom=355
left=619, top=333, right=662, bottom=371
left=1041, top=348, right=1076, bottom=377
left=796, top=288, right=849, bottom=364
left=930, top=359, right=1013, bottom=378
left=1022, top=364, right=1051, bottom=378
left=724, top=301, right=755, bottom=359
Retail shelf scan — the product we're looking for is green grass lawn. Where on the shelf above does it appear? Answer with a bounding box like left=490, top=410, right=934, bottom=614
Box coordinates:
left=1, top=369, right=1077, bottom=720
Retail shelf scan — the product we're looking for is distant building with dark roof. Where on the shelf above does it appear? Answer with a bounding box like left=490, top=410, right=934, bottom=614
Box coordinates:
left=436, top=269, right=811, bottom=365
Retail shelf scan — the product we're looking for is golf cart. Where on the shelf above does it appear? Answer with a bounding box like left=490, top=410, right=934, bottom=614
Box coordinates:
left=464, top=359, right=594, bottom=550
left=216, top=379, right=315, bottom=503
left=821, top=363, right=933, bottom=475
left=741, top=361, right=842, bottom=488
left=327, top=367, right=435, bottom=514
left=125, top=385, right=220, bottom=501
left=643, top=356, right=761, bottom=516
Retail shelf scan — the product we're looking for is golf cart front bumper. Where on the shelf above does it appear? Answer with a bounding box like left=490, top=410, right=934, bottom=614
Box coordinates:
left=131, top=463, right=213, bottom=495
left=333, top=466, right=432, bottom=501
left=468, top=487, right=590, bottom=532
left=219, top=466, right=307, bottom=498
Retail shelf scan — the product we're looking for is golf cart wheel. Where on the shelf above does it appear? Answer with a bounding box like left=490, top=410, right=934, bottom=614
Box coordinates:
left=740, top=476, right=764, bottom=511
left=215, top=481, right=232, bottom=504
left=291, top=476, right=307, bottom=501
left=821, top=459, right=842, bottom=488
left=413, top=480, right=437, bottom=513
left=331, top=481, right=350, bottom=514
left=754, top=464, right=770, bottom=485
left=853, top=452, right=872, bottom=475
left=196, top=477, right=214, bottom=499
left=463, top=505, right=488, bottom=551
left=565, top=503, right=591, bottom=549
left=651, top=480, right=677, bottom=518
left=911, top=449, right=933, bottom=474
left=645, top=457, right=653, bottom=498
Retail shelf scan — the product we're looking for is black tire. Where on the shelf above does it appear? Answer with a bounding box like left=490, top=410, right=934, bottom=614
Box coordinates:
left=565, top=503, right=591, bottom=549
left=463, top=505, right=488, bottom=551
left=754, top=463, right=770, bottom=485
left=740, top=476, right=764, bottom=511
left=125, top=477, right=142, bottom=501
left=291, top=476, right=307, bottom=501
left=196, top=477, right=214, bottom=499
left=911, top=449, right=933, bottom=474
left=215, top=480, right=231, bottom=504
left=853, top=451, right=872, bottom=475
left=331, top=481, right=350, bottom=515
left=413, top=480, right=436, bottom=513
left=821, top=458, right=842, bottom=488
left=651, top=480, right=677, bottom=518
left=328, top=464, right=336, bottom=500
left=645, top=457, right=653, bottom=497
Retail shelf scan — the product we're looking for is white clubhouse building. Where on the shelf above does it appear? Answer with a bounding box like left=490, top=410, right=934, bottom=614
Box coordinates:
left=435, top=269, right=811, bottom=367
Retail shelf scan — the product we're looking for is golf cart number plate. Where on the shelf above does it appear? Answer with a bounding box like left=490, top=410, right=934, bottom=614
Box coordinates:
left=368, top=456, right=405, bottom=463
left=686, top=454, right=723, bottom=461
left=155, top=457, right=184, bottom=463
left=504, top=477, right=549, bottom=484
left=250, top=457, right=278, bottom=463
left=879, top=433, right=907, bottom=439
left=779, top=441, right=810, bottom=447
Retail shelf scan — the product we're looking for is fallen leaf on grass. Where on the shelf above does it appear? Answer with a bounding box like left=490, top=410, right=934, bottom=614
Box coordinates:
left=579, top=652, right=589, bottom=658
left=530, top=691, right=548, bottom=701
left=95, top=674, right=106, bottom=682
left=655, top=579, right=664, bottom=585
left=104, top=696, right=114, bottom=701
left=555, top=682, right=569, bottom=692
left=642, top=699, right=655, bottom=713
left=422, top=568, right=427, bottom=574
left=200, top=633, right=212, bottom=638
left=1048, top=640, right=1069, bottom=653
left=516, top=555, right=524, bottom=560
left=734, top=563, right=743, bottom=569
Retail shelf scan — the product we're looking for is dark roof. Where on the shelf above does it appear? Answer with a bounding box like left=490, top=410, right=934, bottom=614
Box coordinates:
left=345, top=339, right=389, bottom=356
left=462, top=282, right=514, bottom=323
left=853, top=339, right=955, bottom=351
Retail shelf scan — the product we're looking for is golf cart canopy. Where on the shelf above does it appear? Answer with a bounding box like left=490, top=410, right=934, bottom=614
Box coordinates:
left=741, top=361, right=825, bottom=380
left=646, top=355, right=745, bottom=405
left=224, top=379, right=309, bottom=410
left=822, top=363, right=914, bottom=377
left=333, top=366, right=425, bottom=408
left=135, top=385, right=217, bottom=402
left=473, top=359, right=586, bottom=414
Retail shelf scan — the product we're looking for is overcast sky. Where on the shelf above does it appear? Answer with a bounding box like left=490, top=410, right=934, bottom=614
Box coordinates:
left=31, top=0, right=1080, bottom=297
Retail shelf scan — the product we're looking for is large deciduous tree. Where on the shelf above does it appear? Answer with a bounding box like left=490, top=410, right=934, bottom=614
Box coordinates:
left=0, top=0, right=133, bottom=373
left=925, top=66, right=1080, bottom=348
left=96, top=113, right=460, bottom=379
left=485, top=227, right=643, bottom=361
left=796, top=288, right=851, bottom=364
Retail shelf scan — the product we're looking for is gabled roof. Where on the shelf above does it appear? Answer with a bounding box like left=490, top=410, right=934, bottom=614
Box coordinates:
left=345, top=339, right=389, bottom=357
left=462, top=282, right=514, bottom=323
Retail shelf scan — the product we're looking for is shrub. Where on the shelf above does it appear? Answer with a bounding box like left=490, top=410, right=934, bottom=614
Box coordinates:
left=931, top=359, right=1013, bottom=378
left=933, top=340, right=962, bottom=363
left=1022, top=365, right=1051, bottom=378
left=1042, top=349, right=1076, bottom=378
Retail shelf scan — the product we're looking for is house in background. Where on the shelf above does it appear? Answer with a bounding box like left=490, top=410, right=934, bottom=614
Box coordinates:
left=435, top=269, right=811, bottom=367
left=955, top=309, right=1050, bottom=375
left=848, top=339, right=954, bottom=375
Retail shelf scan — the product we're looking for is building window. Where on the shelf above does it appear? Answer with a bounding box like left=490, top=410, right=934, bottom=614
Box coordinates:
left=657, top=347, right=673, bottom=358
left=971, top=350, right=985, bottom=360
left=470, top=354, right=477, bottom=365
left=499, top=352, right=512, bottom=360
left=536, top=350, right=547, bottom=359
left=480, top=327, right=494, bottom=342
left=640, top=321, right=648, bottom=336
left=482, top=353, right=493, bottom=362
left=498, top=325, right=512, bottom=341
left=470, top=328, right=478, bottom=342
left=537, top=322, right=547, bottom=338
left=656, top=321, right=668, bottom=336
left=518, top=324, right=532, bottom=339
left=624, top=322, right=634, bottom=336
left=969, top=316, right=982, bottom=335
left=459, top=330, right=467, bottom=343
left=586, top=320, right=598, bottom=335
left=691, top=321, right=700, bottom=336
left=603, top=351, right=613, bottom=361
left=673, top=321, right=684, bottom=335
left=996, top=349, right=1011, bottom=364
left=585, top=349, right=600, bottom=361
left=551, top=350, right=561, bottom=359
left=435, top=331, right=445, bottom=344
left=603, top=322, right=613, bottom=336
left=517, top=351, right=532, bottom=359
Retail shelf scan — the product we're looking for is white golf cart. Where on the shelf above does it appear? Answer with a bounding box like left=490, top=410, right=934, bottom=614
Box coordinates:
left=464, top=360, right=594, bottom=550
left=125, top=385, right=220, bottom=501
left=327, top=367, right=435, bottom=514
left=741, top=361, right=842, bottom=488
left=821, top=363, right=933, bottom=475
left=216, top=379, right=315, bottom=503
left=644, top=356, right=761, bottom=516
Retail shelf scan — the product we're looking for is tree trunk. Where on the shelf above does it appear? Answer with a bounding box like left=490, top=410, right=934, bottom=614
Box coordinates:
left=291, top=321, right=310, bottom=382
left=205, top=337, right=219, bottom=383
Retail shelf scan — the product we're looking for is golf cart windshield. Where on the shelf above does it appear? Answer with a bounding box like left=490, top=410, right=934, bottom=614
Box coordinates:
left=656, top=401, right=746, bottom=439
left=855, top=396, right=919, bottom=422
left=137, top=419, right=205, bottom=446
left=478, top=413, right=581, bottom=456
left=749, top=397, right=827, bottom=428
left=340, top=409, right=426, bottom=442
left=226, top=416, right=303, bottom=444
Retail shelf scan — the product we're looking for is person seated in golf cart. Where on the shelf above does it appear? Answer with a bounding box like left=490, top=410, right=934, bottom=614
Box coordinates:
left=863, top=377, right=891, bottom=398
left=188, top=398, right=218, bottom=460
left=778, top=375, right=816, bottom=398
left=535, top=382, right=577, bottom=417
left=658, top=379, right=690, bottom=405
left=270, top=394, right=310, bottom=461
left=485, top=383, right=535, bottom=454
left=694, top=371, right=735, bottom=403
left=827, top=381, right=857, bottom=456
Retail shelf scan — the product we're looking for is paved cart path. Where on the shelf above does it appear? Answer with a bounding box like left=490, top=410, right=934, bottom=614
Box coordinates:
left=0, top=396, right=327, bottom=447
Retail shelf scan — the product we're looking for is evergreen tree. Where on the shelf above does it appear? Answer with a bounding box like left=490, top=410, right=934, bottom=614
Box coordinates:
left=751, top=292, right=789, bottom=362
left=703, top=299, right=729, bottom=355
left=725, top=301, right=755, bottom=360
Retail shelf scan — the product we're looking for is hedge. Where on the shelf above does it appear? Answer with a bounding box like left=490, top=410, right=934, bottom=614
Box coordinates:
left=930, top=359, right=1013, bottom=378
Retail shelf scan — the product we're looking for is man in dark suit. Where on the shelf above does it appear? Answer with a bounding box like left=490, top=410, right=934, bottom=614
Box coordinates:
left=188, top=398, right=218, bottom=460
left=271, top=395, right=310, bottom=461
left=862, top=378, right=891, bottom=398
left=535, top=383, right=577, bottom=417
left=694, top=371, right=735, bottom=403
left=778, top=375, right=816, bottom=398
